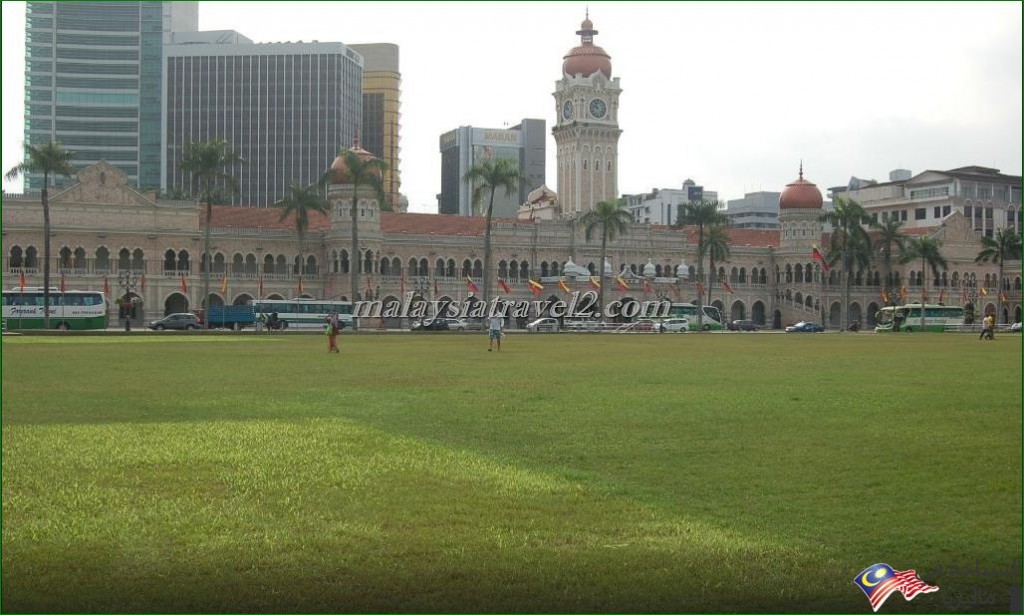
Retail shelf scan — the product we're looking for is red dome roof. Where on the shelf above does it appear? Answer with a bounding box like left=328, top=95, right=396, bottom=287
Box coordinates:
left=328, top=134, right=380, bottom=185
left=562, top=16, right=612, bottom=78
left=779, top=164, right=823, bottom=210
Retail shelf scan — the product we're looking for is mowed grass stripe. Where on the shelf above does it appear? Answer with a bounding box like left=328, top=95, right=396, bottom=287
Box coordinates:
left=2, top=333, right=1020, bottom=612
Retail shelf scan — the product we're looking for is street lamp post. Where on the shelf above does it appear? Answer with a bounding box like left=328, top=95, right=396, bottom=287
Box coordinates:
left=118, top=270, right=141, bottom=332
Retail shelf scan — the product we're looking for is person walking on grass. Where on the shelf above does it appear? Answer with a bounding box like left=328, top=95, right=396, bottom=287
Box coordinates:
left=488, top=312, right=504, bottom=352
left=326, top=311, right=340, bottom=353
left=980, top=313, right=995, bottom=341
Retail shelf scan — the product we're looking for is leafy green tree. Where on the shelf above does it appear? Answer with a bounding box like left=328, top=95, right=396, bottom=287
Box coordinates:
left=704, top=223, right=731, bottom=311
left=462, top=158, right=521, bottom=305
left=580, top=199, right=632, bottom=322
left=178, top=139, right=242, bottom=321
left=276, top=183, right=330, bottom=290
left=902, top=236, right=948, bottom=330
left=326, top=146, right=387, bottom=304
left=975, top=227, right=1023, bottom=323
left=821, top=196, right=873, bottom=329
left=5, top=142, right=76, bottom=328
left=873, top=217, right=908, bottom=305
left=676, top=200, right=727, bottom=329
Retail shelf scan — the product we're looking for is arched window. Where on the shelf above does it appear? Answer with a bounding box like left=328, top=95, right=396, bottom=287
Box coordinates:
left=462, top=259, right=472, bottom=278
left=74, top=247, right=86, bottom=270
left=213, top=253, right=226, bottom=274
left=498, top=260, right=508, bottom=278
left=59, top=246, right=73, bottom=269
left=306, top=256, right=317, bottom=275
left=409, top=258, right=419, bottom=277
left=245, top=254, right=257, bottom=275
left=739, top=267, right=746, bottom=284
left=785, top=264, right=793, bottom=283
left=117, top=248, right=131, bottom=271
left=419, top=258, right=429, bottom=277
left=9, top=246, right=24, bottom=269
left=446, top=259, right=455, bottom=277
left=364, top=250, right=374, bottom=274
left=95, top=247, right=110, bottom=272
left=132, top=248, right=144, bottom=271
left=508, top=260, right=518, bottom=280
left=380, top=257, right=390, bottom=276
left=795, top=264, right=804, bottom=284
left=541, top=261, right=549, bottom=277
left=393, top=257, right=402, bottom=276
left=435, top=258, right=445, bottom=278
left=264, top=254, right=275, bottom=274
left=164, top=249, right=176, bottom=272
left=520, top=262, right=529, bottom=279
left=472, top=260, right=483, bottom=278
left=232, top=253, right=245, bottom=275
left=276, top=255, right=287, bottom=275
left=551, top=261, right=561, bottom=276
left=588, top=262, right=596, bottom=275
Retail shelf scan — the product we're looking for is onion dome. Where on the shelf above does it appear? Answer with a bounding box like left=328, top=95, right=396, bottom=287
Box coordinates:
left=328, top=132, right=379, bottom=185
left=562, top=16, right=612, bottom=78
left=643, top=258, right=657, bottom=278
left=603, top=258, right=613, bottom=275
left=562, top=258, right=590, bottom=278
left=779, top=162, right=823, bottom=210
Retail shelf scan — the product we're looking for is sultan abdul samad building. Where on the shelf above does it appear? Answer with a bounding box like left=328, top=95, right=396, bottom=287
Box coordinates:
left=3, top=17, right=1021, bottom=328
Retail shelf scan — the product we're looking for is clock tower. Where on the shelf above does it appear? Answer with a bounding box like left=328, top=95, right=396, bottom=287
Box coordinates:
left=553, top=14, right=622, bottom=215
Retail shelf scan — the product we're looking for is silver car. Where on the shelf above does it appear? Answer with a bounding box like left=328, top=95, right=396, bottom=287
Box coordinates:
left=526, top=317, right=560, bottom=332
left=653, top=318, right=690, bottom=332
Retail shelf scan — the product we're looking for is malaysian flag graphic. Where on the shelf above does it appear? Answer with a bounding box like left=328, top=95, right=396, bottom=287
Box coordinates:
left=854, top=563, right=938, bottom=612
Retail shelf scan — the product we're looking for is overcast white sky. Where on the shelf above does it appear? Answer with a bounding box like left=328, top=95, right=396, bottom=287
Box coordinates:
left=2, top=1, right=1021, bottom=212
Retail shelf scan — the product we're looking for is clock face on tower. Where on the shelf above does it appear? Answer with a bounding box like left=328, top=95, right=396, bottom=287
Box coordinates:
left=589, top=98, right=607, bottom=119
left=562, top=100, right=574, bottom=121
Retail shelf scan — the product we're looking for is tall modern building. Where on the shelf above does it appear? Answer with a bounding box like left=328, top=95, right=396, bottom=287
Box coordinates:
left=624, top=180, right=718, bottom=225
left=725, top=191, right=782, bottom=229
left=438, top=120, right=546, bottom=217
left=22, top=1, right=197, bottom=191
left=552, top=15, right=622, bottom=215
left=163, top=35, right=364, bottom=206
left=348, top=44, right=402, bottom=211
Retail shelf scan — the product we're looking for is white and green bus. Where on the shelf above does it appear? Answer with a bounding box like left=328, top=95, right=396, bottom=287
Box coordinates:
left=252, top=299, right=354, bottom=330
left=874, top=303, right=965, bottom=333
left=665, top=303, right=724, bottom=331
left=2, top=288, right=108, bottom=331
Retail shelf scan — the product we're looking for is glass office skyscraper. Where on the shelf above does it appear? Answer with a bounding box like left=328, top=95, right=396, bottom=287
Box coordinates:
left=23, top=2, right=197, bottom=191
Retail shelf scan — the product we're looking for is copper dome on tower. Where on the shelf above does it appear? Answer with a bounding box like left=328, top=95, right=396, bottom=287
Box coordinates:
left=328, top=133, right=380, bottom=185
left=562, top=16, right=612, bottom=78
left=779, top=163, right=823, bottom=210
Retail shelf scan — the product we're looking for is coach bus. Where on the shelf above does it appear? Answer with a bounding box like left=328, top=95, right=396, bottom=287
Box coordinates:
left=874, top=303, right=965, bottom=333
left=251, top=298, right=354, bottom=330
left=665, top=303, right=724, bottom=331
left=2, top=288, right=108, bottom=330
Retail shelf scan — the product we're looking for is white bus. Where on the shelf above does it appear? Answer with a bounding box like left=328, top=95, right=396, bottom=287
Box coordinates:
left=664, top=303, right=724, bottom=331
left=875, top=303, right=965, bottom=333
left=251, top=299, right=354, bottom=330
left=2, top=288, right=108, bottom=331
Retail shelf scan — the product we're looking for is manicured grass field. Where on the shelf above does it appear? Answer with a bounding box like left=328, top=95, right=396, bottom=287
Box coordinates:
left=2, top=332, right=1021, bottom=613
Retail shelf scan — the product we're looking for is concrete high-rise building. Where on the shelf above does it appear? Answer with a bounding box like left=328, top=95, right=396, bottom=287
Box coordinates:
left=552, top=15, right=621, bottom=215
left=438, top=120, right=546, bottom=217
left=348, top=44, right=402, bottom=211
left=624, top=180, right=718, bottom=226
left=22, top=1, right=197, bottom=191
left=162, top=35, right=363, bottom=206
left=725, top=191, right=783, bottom=229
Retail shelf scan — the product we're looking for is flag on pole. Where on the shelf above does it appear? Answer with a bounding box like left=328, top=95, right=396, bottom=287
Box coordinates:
left=258, top=275, right=264, bottom=299
left=528, top=279, right=544, bottom=297
left=140, top=274, right=146, bottom=293
left=219, top=274, right=228, bottom=294
left=19, top=271, right=26, bottom=291
left=999, top=291, right=1007, bottom=302
left=615, top=275, right=629, bottom=291
left=881, top=289, right=890, bottom=303
left=722, top=279, right=734, bottom=294
left=589, top=276, right=601, bottom=290
left=400, top=274, right=406, bottom=296
left=297, top=276, right=304, bottom=295
left=558, top=278, right=571, bottom=294
left=979, top=287, right=988, bottom=296
left=498, top=278, right=512, bottom=294
left=179, top=275, right=188, bottom=294
left=466, top=276, right=479, bottom=294
left=643, top=279, right=653, bottom=294
left=938, top=288, right=945, bottom=304
left=811, top=245, right=830, bottom=273
left=696, top=282, right=705, bottom=297
left=961, top=288, right=968, bottom=304
left=900, top=286, right=908, bottom=301
left=433, top=278, right=439, bottom=297
left=60, top=272, right=67, bottom=292
left=103, top=276, right=111, bottom=296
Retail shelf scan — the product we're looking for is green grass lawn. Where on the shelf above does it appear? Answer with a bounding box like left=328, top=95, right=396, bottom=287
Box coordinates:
left=2, top=332, right=1021, bottom=613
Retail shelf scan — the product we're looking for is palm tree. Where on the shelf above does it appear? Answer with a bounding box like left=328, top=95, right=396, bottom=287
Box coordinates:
left=178, top=139, right=242, bottom=324
left=873, top=217, right=908, bottom=305
left=704, top=223, right=731, bottom=312
left=276, top=183, right=330, bottom=293
left=325, top=146, right=387, bottom=305
left=580, top=199, right=632, bottom=322
left=975, top=227, right=1023, bottom=324
left=462, top=158, right=521, bottom=305
left=902, top=236, right=948, bottom=331
left=821, top=196, right=873, bottom=330
left=676, top=200, right=727, bottom=330
left=5, top=142, right=76, bottom=328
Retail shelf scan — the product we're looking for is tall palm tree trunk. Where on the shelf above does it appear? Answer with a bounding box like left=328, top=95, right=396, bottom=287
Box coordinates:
left=843, top=247, right=852, bottom=330
left=351, top=193, right=360, bottom=310
left=202, top=200, right=212, bottom=328
left=42, top=178, right=51, bottom=329
left=695, top=224, right=705, bottom=330
left=997, top=261, right=1004, bottom=324
left=707, top=254, right=715, bottom=318
left=482, top=190, right=496, bottom=307
left=598, top=228, right=607, bottom=322
left=921, top=255, right=927, bottom=330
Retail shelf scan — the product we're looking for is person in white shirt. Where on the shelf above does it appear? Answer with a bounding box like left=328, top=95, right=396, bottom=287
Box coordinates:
left=488, top=314, right=504, bottom=351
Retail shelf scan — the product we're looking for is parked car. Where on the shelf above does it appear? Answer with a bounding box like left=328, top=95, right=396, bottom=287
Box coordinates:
left=444, top=318, right=469, bottom=331
left=785, top=321, right=825, bottom=333
left=653, top=318, right=690, bottom=332
left=1010, top=322, right=1022, bottom=333
left=148, top=313, right=201, bottom=330
left=527, top=317, right=560, bottom=332
left=729, top=319, right=761, bottom=331
left=410, top=318, right=449, bottom=331
left=563, top=318, right=600, bottom=331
